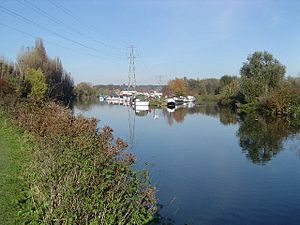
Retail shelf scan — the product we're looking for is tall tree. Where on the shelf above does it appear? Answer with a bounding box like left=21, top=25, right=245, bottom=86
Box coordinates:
left=168, top=78, right=188, bottom=97
left=17, top=38, right=74, bottom=104
left=0, top=57, right=15, bottom=79
left=240, top=51, right=286, bottom=102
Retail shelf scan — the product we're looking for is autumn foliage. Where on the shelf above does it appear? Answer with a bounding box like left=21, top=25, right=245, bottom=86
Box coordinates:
left=0, top=99, right=157, bottom=224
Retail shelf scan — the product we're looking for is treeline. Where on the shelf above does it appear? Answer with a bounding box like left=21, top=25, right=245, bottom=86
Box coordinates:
left=74, top=82, right=99, bottom=100
left=0, top=38, right=74, bottom=105
left=162, top=76, right=237, bottom=99
left=164, top=51, right=300, bottom=119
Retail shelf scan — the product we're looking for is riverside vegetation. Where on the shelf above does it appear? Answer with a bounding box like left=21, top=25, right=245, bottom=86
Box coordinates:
left=0, top=39, right=156, bottom=224
left=1, top=38, right=300, bottom=224
left=164, top=51, right=300, bottom=121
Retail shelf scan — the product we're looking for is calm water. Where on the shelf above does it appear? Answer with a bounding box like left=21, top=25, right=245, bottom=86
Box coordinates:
left=74, top=101, right=300, bottom=225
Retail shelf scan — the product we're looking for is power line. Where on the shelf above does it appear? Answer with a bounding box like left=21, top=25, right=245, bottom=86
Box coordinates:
left=0, top=22, right=104, bottom=58
left=15, top=0, right=161, bottom=83
left=139, top=57, right=155, bottom=76
left=138, top=56, right=165, bottom=84
left=46, top=0, right=125, bottom=50
left=15, top=0, right=124, bottom=57
left=0, top=4, right=123, bottom=60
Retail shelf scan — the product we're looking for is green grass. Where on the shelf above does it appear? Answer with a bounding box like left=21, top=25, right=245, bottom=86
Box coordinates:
left=0, top=102, right=157, bottom=224
left=0, top=110, right=32, bottom=225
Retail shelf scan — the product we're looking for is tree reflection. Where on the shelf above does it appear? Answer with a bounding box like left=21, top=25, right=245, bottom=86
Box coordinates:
left=237, top=114, right=300, bottom=164
left=219, top=108, right=238, bottom=125
left=74, top=99, right=100, bottom=111
left=162, top=105, right=221, bottom=126
left=135, top=110, right=148, bottom=117
left=290, top=134, right=300, bottom=157
left=172, top=108, right=187, bottom=123
left=162, top=105, right=299, bottom=164
left=146, top=204, right=175, bottom=225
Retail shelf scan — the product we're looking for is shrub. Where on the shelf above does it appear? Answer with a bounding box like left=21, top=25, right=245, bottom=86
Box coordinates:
left=1, top=100, right=156, bottom=224
left=257, top=82, right=298, bottom=116
left=0, top=77, right=17, bottom=97
left=26, top=68, right=47, bottom=100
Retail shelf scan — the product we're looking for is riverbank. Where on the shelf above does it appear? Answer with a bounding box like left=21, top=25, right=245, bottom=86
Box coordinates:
left=0, top=110, right=32, bottom=225
left=0, top=100, right=156, bottom=224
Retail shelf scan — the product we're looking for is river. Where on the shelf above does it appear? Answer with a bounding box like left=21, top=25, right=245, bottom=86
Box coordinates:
left=74, top=101, right=300, bottom=225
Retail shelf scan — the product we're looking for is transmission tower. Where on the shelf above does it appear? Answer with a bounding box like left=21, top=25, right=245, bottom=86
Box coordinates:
left=127, top=45, right=137, bottom=91
left=155, top=75, right=165, bottom=86
left=155, top=75, right=165, bottom=91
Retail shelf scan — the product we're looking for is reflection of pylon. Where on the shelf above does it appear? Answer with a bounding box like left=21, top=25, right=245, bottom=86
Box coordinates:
left=154, top=109, right=159, bottom=119
left=128, top=45, right=137, bottom=91
left=127, top=106, right=136, bottom=151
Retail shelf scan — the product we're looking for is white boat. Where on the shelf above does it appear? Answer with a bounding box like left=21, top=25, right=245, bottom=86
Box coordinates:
left=183, top=102, right=195, bottom=108
left=134, top=98, right=149, bottom=106
left=183, top=96, right=196, bottom=102
left=135, top=105, right=149, bottom=112
left=174, top=96, right=184, bottom=105
left=106, top=96, right=124, bottom=104
left=167, top=98, right=176, bottom=108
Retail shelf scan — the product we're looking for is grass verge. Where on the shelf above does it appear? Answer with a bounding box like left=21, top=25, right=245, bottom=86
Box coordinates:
left=0, top=100, right=156, bottom=224
left=0, top=110, right=32, bottom=225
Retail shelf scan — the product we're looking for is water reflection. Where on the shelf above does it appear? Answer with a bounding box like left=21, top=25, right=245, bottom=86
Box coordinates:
left=219, top=108, right=238, bottom=125
left=74, top=99, right=104, bottom=112
left=291, top=134, right=300, bottom=156
left=73, top=101, right=300, bottom=225
left=160, top=104, right=300, bottom=164
left=237, top=114, right=300, bottom=164
left=162, top=104, right=220, bottom=126
left=135, top=105, right=150, bottom=117
left=74, top=101, right=300, bottom=165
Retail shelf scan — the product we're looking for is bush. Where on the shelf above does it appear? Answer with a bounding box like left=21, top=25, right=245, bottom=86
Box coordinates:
left=236, top=102, right=257, bottom=114
left=0, top=77, right=17, bottom=97
left=1, top=100, right=156, bottom=224
left=26, top=68, right=47, bottom=100
left=291, top=105, right=300, bottom=127
left=257, top=82, right=298, bottom=116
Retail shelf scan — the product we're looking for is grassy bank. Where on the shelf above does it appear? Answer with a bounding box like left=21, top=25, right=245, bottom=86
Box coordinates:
left=0, top=110, right=32, bottom=225
left=0, top=100, right=156, bottom=224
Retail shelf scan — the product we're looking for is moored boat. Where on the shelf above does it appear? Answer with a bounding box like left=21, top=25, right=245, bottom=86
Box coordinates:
left=134, top=98, right=149, bottom=106
left=167, top=98, right=176, bottom=108
left=183, top=95, right=196, bottom=102
left=174, top=96, right=184, bottom=105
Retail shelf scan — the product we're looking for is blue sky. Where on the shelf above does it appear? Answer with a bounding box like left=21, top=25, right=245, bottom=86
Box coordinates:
left=0, top=0, right=299, bottom=84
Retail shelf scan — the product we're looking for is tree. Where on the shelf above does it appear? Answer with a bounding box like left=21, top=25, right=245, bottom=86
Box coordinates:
left=161, top=85, right=171, bottom=97
left=0, top=57, right=15, bottom=79
left=219, top=75, right=237, bottom=89
left=187, top=78, right=200, bottom=95
left=197, top=78, right=220, bottom=95
left=17, top=38, right=74, bottom=104
left=74, top=82, right=99, bottom=100
left=26, top=68, right=47, bottom=100
left=167, top=78, right=188, bottom=97
left=240, top=51, right=286, bottom=103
